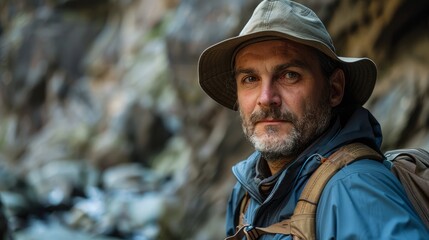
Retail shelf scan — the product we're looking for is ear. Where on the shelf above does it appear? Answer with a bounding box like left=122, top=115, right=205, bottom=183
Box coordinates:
left=329, top=68, right=345, bottom=107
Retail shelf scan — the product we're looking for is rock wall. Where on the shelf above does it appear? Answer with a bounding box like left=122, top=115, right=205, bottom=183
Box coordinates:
left=0, top=0, right=428, bottom=239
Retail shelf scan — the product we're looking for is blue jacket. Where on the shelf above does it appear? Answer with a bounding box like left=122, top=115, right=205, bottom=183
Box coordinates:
left=226, top=107, right=429, bottom=239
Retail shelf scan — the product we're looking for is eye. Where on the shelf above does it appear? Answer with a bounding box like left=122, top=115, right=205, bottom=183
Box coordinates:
left=285, top=72, right=299, bottom=79
left=242, top=75, right=258, bottom=83
left=278, top=71, right=300, bottom=83
left=237, top=75, right=259, bottom=85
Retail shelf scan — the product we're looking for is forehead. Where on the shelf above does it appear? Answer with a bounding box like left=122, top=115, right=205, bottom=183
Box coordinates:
left=234, top=39, right=318, bottom=65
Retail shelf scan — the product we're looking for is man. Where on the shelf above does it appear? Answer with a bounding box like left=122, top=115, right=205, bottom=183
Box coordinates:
left=198, top=0, right=429, bottom=239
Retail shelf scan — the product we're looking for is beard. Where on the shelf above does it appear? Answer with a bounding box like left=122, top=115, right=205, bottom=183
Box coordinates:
left=240, top=97, right=332, bottom=162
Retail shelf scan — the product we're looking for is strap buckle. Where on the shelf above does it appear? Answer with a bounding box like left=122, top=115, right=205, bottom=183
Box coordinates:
left=225, top=224, right=261, bottom=240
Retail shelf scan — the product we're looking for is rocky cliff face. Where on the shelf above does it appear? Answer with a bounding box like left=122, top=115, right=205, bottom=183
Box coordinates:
left=0, top=0, right=428, bottom=239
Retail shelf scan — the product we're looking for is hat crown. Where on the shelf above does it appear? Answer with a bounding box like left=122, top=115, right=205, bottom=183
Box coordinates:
left=240, top=0, right=335, bottom=52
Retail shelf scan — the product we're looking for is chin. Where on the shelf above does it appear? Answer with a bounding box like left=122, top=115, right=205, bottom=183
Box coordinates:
left=251, top=135, right=288, bottom=153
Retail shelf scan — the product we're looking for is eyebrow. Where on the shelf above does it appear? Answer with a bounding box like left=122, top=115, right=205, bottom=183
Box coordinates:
left=274, top=60, right=309, bottom=71
left=233, top=68, right=255, bottom=79
left=233, top=59, right=309, bottom=78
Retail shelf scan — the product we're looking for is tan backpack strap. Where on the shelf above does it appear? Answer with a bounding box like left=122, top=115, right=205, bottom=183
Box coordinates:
left=227, top=191, right=295, bottom=240
left=238, top=192, right=250, bottom=228
left=225, top=219, right=294, bottom=240
left=291, top=142, right=383, bottom=239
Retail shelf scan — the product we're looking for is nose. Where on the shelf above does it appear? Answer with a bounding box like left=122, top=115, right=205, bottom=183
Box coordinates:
left=258, top=81, right=281, bottom=108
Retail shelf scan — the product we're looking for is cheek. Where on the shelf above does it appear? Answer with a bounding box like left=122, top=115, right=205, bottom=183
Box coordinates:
left=294, top=89, right=329, bottom=119
left=280, top=89, right=304, bottom=113
left=237, top=91, right=257, bottom=114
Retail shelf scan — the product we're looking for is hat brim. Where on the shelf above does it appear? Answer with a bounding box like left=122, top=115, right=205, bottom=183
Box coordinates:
left=198, top=30, right=377, bottom=111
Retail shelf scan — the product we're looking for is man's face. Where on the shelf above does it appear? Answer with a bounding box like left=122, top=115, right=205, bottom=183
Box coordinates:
left=234, top=39, right=334, bottom=161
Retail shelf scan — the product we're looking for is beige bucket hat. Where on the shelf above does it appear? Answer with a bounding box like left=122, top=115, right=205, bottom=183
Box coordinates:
left=198, top=0, right=377, bottom=111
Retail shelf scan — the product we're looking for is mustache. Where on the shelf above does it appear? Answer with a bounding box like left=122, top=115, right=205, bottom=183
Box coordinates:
left=249, top=107, right=296, bottom=124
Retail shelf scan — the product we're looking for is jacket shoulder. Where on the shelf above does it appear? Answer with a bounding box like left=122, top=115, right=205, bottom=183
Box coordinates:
left=317, top=159, right=429, bottom=239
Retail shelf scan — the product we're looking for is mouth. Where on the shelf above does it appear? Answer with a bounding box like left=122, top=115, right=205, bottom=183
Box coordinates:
left=256, top=118, right=287, bottom=124
left=249, top=108, right=295, bottom=127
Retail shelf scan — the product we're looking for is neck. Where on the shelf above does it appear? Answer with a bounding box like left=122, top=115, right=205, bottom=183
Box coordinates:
left=265, top=157, right=295, bottom=176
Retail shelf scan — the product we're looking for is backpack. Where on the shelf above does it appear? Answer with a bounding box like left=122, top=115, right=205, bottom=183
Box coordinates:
left=225, top=142, right=429, bottom=240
